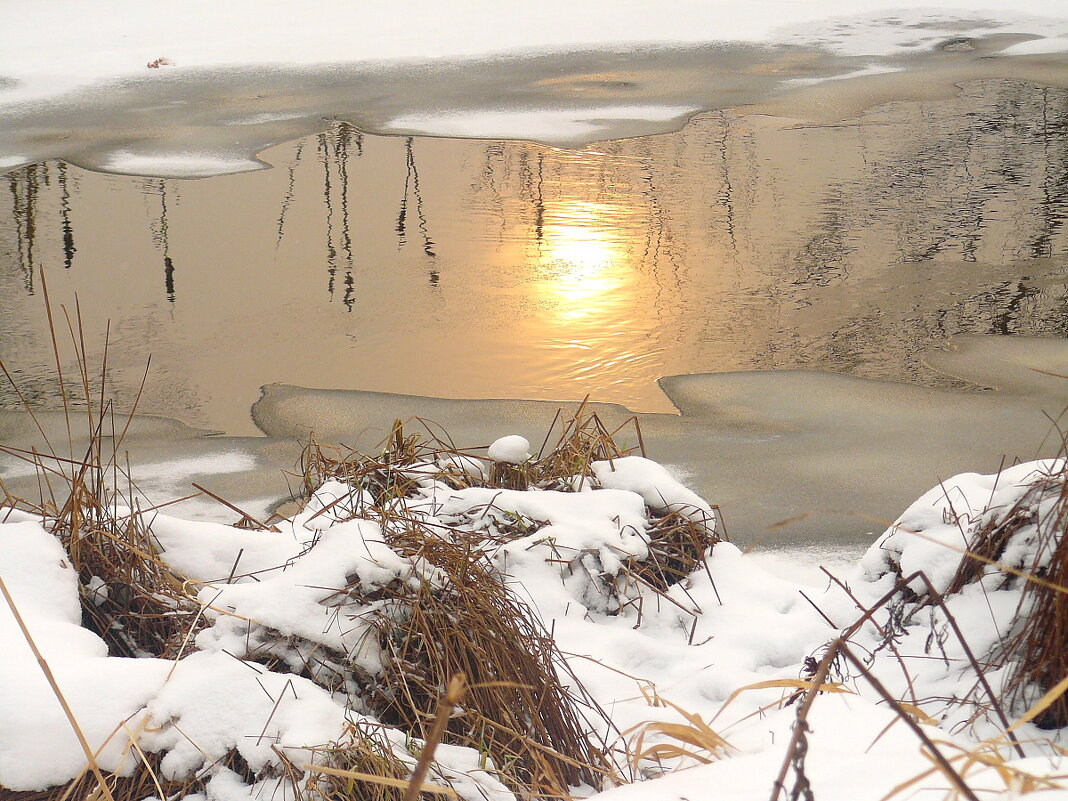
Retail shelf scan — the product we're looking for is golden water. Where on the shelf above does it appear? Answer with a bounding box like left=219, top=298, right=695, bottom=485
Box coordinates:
left=1, top=79, right=1066, bottom=436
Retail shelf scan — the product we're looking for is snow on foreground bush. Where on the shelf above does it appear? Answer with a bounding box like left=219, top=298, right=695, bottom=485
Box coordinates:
left=1, top=413, right=1067, bottom=801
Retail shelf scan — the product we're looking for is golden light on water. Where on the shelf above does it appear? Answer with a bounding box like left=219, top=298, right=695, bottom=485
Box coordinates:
left=543, top=207, right=620, bottom=268
left=534, top=200, right=631, bottom=322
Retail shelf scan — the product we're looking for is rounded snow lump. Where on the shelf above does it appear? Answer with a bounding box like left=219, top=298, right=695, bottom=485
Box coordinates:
left=487, top=435, right=531, bottom=464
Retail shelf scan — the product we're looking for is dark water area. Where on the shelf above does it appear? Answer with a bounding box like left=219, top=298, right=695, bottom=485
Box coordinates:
left=1, top=79, right=1067, bottom=439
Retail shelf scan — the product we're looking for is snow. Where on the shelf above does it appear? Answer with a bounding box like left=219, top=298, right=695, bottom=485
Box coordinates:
left=487, top=434, right=532, bottom=464
left=1003, top=36, right=1068, bottom=54
left=861, top=458, right=1066, bottom=593
left=102, top=152, right=266, bottom=178
left=2, top=455, right=1067, bottom=799
left=593, top=456, right=716, bottom=529
left=0, top=520, right=171, bottom=789
left=1, top=1, right=1066, bottom=106
left=139, top=651, right=346, bottom=781
left=385, top=106, right=698, bottom=143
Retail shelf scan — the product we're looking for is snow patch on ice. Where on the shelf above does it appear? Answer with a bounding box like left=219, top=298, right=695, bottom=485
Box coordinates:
left=1002, top=35, right=1068, bottom=54
left=103, top=151, right=265, bottom=178
left=385, top=106, right=697, bottom=143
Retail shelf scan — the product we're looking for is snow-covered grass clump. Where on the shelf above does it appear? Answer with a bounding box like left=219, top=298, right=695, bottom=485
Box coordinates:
left=2, top=406, right=1068, bottom=801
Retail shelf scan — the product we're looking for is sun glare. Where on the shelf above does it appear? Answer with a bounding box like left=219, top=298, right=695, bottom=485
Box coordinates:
left=534, top=200, right=632, bottom=321
left=534, top=200, right=632, bottom=316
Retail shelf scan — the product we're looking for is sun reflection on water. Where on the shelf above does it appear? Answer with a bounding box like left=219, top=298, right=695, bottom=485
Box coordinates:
left=533, top=199, right=634, bottom=322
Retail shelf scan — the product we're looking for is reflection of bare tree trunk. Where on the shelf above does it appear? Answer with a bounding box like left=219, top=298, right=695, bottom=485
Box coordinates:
left=58, top=161, right=76, bottom=270
left=396, top=139, right=410, bottom=246
left=318, top=133, right=338, bottom=300
left=8, top=166, right=38, bottom=293
left=990, top=280, right=1040, bottom=335
left=336, top=127, right=356, bottom=311
left=275, top=139, right=304, bottom=250
left=397, top=137, right=438, bottom=285
left=715, top=112, right=738, bottom=257
left=150, top=179, right=176, bottom=303
left=1030, top=87, right=1068, bottom=259
left=534, top=153, right=545, bottom=249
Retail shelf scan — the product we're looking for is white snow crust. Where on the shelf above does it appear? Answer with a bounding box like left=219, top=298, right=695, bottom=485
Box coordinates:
left=385, top=106, right=699, bottom=142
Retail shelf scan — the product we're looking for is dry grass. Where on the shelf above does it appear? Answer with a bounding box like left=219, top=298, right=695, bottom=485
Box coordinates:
left=945, top=461, right=1067, bottom=596
left=299, top=418, right=485, bottom=509
left=287, top=406, right=712, bottom=795
left=7, top=292, right=1066, bottom=801
left=358, top=534, right=618, bottom=796
left=0, top=310, right=200, bottom=659
left=0, top=749, right=258, bottom=801
left=991, top=465, right=1068, bottom=729
left=924, top=448, right=1068, bottom=730
left=526, top=403, right=639, bottom=491
left=629, top=509, right=720, bottom=592
left=308, top=721, right=438, bottom=801
left=298, top=399, right=647, bottom=505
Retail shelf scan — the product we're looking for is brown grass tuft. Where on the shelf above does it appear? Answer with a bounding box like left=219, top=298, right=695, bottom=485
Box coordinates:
left=992, top=465, right=1068, bottom=728
left=629, top=509, right=721, bottom=592
left=0, top=298, right=201, bottom=660
left=526, top=400, right=640, bottom=491
left=361, top=533, right=619, bottom=796
left=945, top=463, right=1067, bottom=596
left=308, top=721, right=436, bottom=801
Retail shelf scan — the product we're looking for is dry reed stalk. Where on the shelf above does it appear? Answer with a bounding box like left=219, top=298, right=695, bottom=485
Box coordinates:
left=307, top=720, right=448, bottom=801
left=627, top=509, right=722, bottom=592
left=1, top=289, right=202, bottom=660
left=362, top=534, right=619, bottom=796
left=298, top=418, right=485, bottom=513
left=945, top=463, right=1067, bottom=595
left=993, top=468, right=1068, bottom=728
left=403, top=673, right=466, bottom=801
left=527, top=399, right=642, bottom=491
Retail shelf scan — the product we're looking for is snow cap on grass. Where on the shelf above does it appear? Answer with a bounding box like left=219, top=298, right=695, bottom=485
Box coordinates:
left=141, top=651, right=346, bottom=781
left=488, top=434, right=531, bottom=464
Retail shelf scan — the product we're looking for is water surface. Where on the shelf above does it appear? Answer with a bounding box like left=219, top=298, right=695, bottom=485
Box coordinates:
left=2, top=79, right=1066, bottom=436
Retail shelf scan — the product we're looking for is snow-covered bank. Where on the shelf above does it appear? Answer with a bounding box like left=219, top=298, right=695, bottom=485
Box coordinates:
left=2, top=417, right=1067, bottom=800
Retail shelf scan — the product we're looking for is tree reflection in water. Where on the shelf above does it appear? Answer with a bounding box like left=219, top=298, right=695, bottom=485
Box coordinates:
left=1, top=79, right=1066, bottom=429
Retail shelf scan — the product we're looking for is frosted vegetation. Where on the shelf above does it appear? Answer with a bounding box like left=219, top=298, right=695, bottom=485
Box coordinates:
left=2, top=403, right=1067, bottom=800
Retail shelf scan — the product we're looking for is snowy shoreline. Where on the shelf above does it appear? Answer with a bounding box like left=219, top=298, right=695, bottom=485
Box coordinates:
left=2, top=417, right=1067, bottom=800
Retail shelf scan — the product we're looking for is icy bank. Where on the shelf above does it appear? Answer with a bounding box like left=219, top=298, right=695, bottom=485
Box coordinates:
left=2, top=0, right=1067, bottom=99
